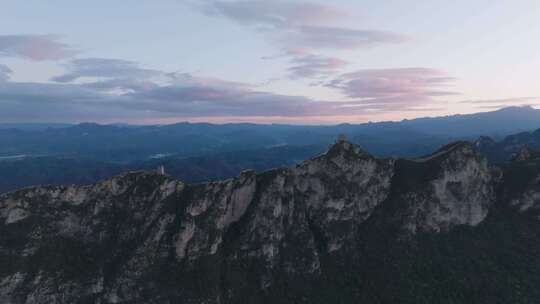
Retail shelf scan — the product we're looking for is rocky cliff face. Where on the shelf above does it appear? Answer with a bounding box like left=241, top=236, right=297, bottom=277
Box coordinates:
left=1, top=140, right=540, bottom=304
left=393, top=142, right=497, bottom=233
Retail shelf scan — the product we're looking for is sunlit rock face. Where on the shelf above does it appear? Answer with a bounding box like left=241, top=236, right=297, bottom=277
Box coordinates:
left=213, top=140, right=396, bottom=295
left=393, top=142, right=497, bottom=233
left=0, top=172, right=185, bottom=303
left=1, top=140, right=536, bottom=304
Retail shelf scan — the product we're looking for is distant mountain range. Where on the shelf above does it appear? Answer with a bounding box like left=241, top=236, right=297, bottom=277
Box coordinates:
left=2, top=106, right=540, bottom=194
left=1, top=106, right=540, bottom=162
left=3, top=105, right=539, bottom=134
left=396, top=105, right=540, bottom=137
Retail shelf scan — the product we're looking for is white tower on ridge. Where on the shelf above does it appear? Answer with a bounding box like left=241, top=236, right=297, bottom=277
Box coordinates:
left=157, top=165, right=165, bottom=175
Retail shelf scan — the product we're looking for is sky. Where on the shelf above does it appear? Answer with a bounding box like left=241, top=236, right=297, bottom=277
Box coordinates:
left=0, top=0, right=539, bottom=124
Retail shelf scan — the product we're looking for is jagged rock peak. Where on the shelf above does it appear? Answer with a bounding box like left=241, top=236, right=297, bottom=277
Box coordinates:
left=511, top=146, right=540, bottom=162
left=475, top=135, right=496, bottom=149
left=414, top=141, right=479, bottom=163
left=395, top=141, right=496, bottom=233
left=322, top=138, right=373, bottom=160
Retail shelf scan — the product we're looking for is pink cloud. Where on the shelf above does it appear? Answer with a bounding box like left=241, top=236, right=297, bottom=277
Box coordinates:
left=0, top=59, right=459, bottom=122
left=287, top=53, right=348, bottom=79
left=277, top=26, right=409, bottom=50
left=0, top=35, right=78, bottom=61
left=327, top=68, right=457, bottom=100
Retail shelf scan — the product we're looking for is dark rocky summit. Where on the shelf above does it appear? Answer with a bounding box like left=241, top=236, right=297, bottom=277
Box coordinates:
left=2, top=140, right=540, bottom=303
left=475, top=128, right=540, bottom=163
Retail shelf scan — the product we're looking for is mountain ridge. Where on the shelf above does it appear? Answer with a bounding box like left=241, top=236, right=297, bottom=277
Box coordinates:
left=2, top=139, right=540, bottom=303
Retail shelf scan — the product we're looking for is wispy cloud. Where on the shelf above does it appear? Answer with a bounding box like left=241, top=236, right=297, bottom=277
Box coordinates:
left=0, top=56, right=407, bottom=122
left=197, top=0, right=408, bottom=51
left=0, top=58, right=355, bottom=122
left=284, top=51, right=348, bottom=79
left=0, top=81, right=118, bottom=122
left=458, top=97, right=540, bottom=110
left=194, top=0, right=408, bottom=81
left=199, top=0, right=345, bottom=28
left=327, top=68, right=457, bottom=98
left=0, top=59, right=530, bottom=123
left=52, top=58, right=163, bottom=82
left=276, top=25, right=409, bottom=51
left=322, top=68, right=458, bottom=111
left=459, top=97, right=539, bottom=104
left=51, top=58, right=167, bottom=94
left=0, top=35, right=78, bottom=61
left=0, top=50, right=467, bottom=122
